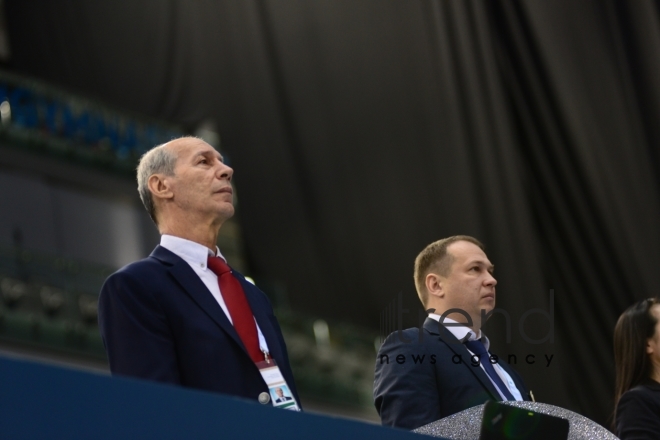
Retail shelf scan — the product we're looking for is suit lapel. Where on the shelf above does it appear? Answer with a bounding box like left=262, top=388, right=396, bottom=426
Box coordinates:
left=423, top=317, right=501, bottom=401
left=150, top=246, right=246, bottom=354
left=498, top=360, right=530, bottom=400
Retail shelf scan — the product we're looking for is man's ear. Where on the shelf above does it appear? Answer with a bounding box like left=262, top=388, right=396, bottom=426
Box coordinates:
left=647, top=339, right=655, bottom=355
left=425, top=273, right=444, bottom=299
left=147, top=174, right=174, bottom=201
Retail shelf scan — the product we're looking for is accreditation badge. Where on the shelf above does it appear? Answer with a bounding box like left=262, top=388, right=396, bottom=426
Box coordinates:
left=256, top=354, right=300, bottom=411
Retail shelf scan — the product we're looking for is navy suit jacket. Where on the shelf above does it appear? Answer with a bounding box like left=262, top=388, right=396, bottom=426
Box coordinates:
left=373, top=317, right=529, bottom=430
left=98, top=245, right=300, bottom=406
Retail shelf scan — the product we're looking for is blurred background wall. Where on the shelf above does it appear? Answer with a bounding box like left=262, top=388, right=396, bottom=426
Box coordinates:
left=1, top=0, right=659, bottom=427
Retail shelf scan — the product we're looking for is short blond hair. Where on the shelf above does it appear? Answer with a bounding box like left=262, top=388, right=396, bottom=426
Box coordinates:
left=413, top=235, right=484, bottom=306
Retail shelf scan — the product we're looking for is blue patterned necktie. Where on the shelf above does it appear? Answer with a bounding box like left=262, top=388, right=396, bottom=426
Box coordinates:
left=464, top=339, right=516, bottom=401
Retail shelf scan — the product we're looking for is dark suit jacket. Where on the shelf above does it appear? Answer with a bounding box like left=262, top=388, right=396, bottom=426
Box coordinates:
left=616, top=380, right=660, bottom=440
left=98, top=245, right=300, bottom=406
left=373, top=317, right=529, bottom=430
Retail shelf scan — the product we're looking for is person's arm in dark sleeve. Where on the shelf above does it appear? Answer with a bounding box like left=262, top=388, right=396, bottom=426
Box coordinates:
left=98, top=271, right=181, bottom=384
left=616, top=388, right=660, bottom=440
left=374, top=332, right=440, bottom=430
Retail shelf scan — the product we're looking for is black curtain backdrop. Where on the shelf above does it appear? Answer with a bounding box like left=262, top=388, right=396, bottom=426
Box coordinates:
left=6, top=0, right=660, bottom=426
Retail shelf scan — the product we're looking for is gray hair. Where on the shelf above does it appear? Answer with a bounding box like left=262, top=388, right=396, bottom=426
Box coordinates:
left=136, top=144, right=177, bottom=225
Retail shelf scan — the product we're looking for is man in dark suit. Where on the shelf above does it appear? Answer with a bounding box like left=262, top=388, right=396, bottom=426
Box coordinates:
left=98, top=137, right=299, bottom=407
left=374, top=235, right=529, bottom=429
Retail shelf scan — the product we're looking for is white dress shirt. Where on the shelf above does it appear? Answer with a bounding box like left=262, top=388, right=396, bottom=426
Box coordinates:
left=428, top=313, right=523, bottom=401
left=160, top=234, right=269, bottom=353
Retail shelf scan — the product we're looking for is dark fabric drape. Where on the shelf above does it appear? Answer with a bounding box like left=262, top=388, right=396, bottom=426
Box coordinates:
left=6, top=0, right=660, bottom=425
left=490, top=0, right=660, bottom=421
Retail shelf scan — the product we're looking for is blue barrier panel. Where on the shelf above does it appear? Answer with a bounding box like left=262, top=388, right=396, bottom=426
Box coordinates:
left=0, top=355, right=433, bottom=439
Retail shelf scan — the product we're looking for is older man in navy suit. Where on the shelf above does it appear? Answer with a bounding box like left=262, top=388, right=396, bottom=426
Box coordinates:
left=374, top=236, right=530, bottom=429
left=99, top=137, right=299, bottom=407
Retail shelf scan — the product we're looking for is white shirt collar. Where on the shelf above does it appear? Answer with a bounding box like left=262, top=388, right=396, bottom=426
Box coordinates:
left=160, top=234, right=226, bottom=269
left=427, top=313, right=490, bottom=349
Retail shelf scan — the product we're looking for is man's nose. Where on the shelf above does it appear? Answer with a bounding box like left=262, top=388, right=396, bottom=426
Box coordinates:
left=217, top=163, right=233, bottom=181
left=485, top=272, right=497, bottom=286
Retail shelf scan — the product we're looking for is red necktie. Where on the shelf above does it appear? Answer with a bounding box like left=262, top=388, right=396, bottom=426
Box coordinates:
left=207, top=256, right=263, bottom=363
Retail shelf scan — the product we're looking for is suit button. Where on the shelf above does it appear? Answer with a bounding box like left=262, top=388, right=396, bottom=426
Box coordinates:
left=258, top=392, right=270, bottom=404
